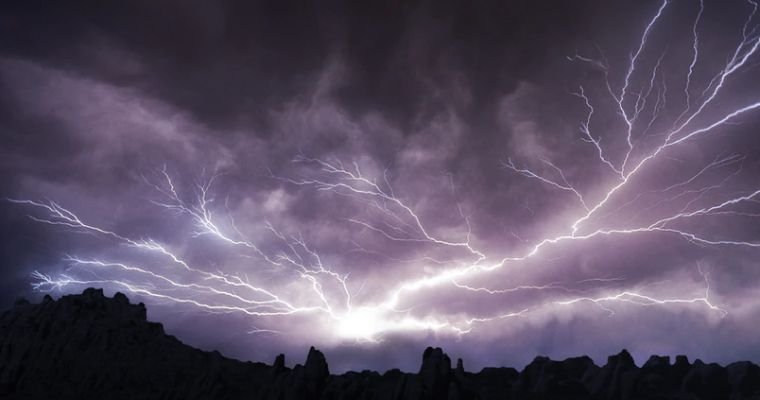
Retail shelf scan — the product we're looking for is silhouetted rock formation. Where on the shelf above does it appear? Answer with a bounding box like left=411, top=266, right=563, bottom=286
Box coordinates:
left=1, top=289, right=759, bottom=399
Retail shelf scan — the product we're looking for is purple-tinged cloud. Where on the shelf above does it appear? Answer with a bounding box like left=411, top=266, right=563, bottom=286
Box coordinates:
left=2, top=0, right=760, bottom=372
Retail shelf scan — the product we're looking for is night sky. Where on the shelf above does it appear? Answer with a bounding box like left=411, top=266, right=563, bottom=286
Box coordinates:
left=2, top=0, right=760, bottom=373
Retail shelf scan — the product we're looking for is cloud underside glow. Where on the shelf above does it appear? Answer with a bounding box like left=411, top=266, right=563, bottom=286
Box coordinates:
left=6, top=0, right=760, bottom=365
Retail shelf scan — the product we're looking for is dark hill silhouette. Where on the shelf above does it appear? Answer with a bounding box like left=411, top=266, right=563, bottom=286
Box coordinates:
left=1, top=289, right=759, bottom=399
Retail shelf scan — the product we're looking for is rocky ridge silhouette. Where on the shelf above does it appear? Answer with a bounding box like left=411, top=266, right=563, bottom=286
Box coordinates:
left=1, top=289, right=759, bottom=399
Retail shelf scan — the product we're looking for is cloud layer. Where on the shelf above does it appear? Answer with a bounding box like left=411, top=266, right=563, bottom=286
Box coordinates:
left=2, top=0, right=760, bottom=372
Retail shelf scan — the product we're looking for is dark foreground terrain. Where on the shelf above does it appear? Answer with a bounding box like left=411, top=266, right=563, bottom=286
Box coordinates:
left=1, top=289, right=759, bottom=399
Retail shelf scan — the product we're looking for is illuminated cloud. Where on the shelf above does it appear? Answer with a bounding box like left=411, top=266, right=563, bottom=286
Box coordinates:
left=2, top=0, right=760, bottom=372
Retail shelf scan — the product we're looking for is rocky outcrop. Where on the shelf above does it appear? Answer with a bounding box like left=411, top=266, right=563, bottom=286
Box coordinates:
left=513, top=355, right=598, bottom=399
left=420, top=347, right=452, bottom=399
left=1, top=289, right=760, bottom=399
left=0, top=289, right=271, bottom=400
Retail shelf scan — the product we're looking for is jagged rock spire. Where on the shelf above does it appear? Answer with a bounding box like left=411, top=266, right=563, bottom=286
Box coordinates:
left=2, top=289, right=760, bottom=400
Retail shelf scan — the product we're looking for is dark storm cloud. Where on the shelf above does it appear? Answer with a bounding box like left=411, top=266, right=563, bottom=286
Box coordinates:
left=2, top=0, right=760, bottom=372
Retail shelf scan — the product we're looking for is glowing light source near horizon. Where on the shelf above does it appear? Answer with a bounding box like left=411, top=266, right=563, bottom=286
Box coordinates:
left=9, top=0, right=760, bottom=342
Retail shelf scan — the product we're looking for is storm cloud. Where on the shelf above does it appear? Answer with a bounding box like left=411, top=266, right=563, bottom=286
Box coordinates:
left=2, top=0, right=760, bottom=372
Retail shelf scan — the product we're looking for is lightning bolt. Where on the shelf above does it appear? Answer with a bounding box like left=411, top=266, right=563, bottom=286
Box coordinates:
left=10, top=0, right=760, bottom=342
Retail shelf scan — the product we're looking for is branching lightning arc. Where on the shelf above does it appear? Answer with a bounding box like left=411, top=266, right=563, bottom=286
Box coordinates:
left=9, top=0, right=760, bottom=342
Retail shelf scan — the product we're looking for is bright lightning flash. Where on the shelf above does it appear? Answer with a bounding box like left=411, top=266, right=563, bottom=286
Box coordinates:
left=9, top=0, right=760, bottom=343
